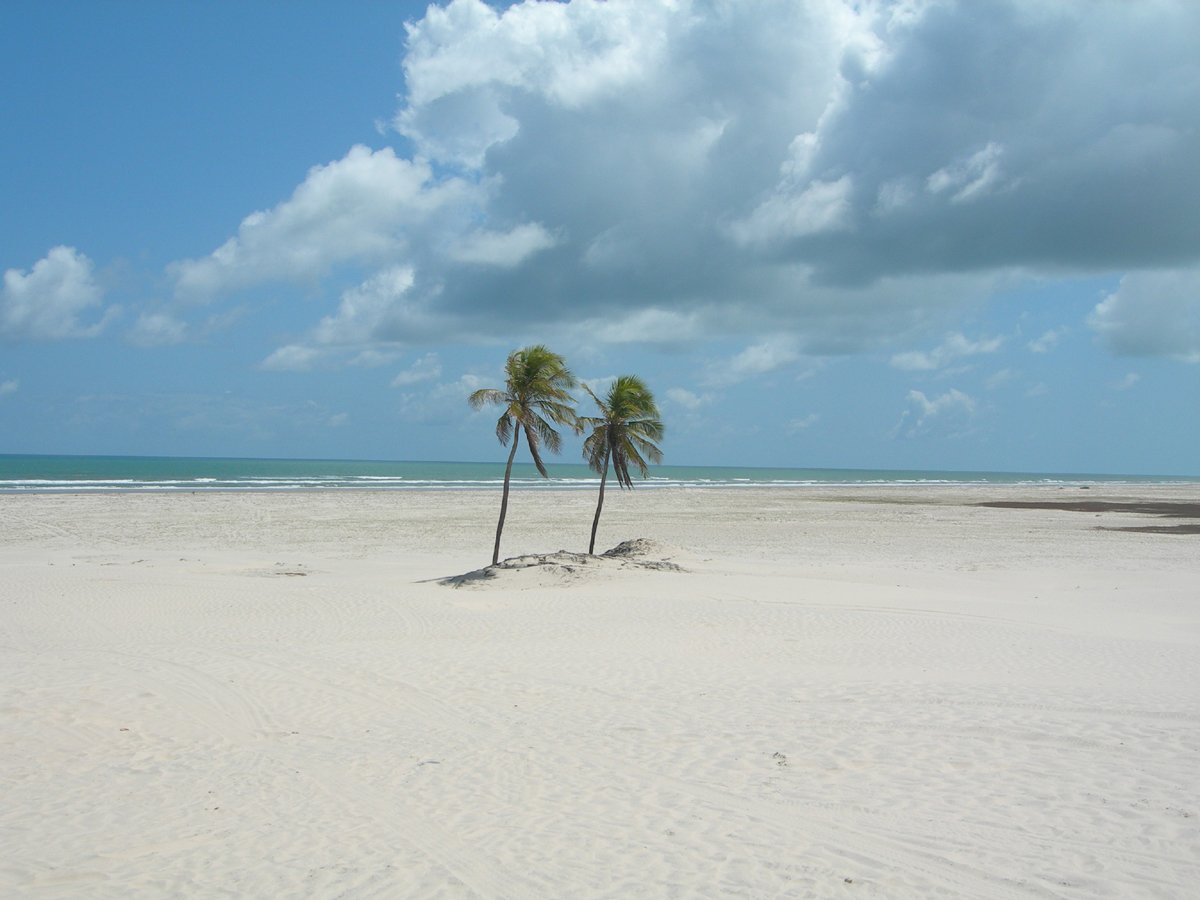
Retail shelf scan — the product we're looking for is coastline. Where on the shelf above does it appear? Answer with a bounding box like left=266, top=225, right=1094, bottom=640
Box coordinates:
left=3, top=453, right=1197, bottom=494
left=2, top=486, right=1197, bottom=896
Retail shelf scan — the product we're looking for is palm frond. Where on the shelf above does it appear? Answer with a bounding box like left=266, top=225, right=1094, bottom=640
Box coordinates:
left=523, top=422, right=549, bottom=477
left=581, top=428, right=608, bottom=473
left=533, top=398, right=579, bottom=429
left=529, top=412, right=563, bottom=455
left=468, top=388, right=508, bottom=410
left=576, top=415, right=605, bottom=432
left=611, top=451, right=635, bottom=489
left=495, top=413, right=513, bottom=446
left=479, top=345, right=579, bottom=564
left=627, top=432, right=664, bottom=465
left=626, top=417, right=665, bottom=442
left=579, top=374, right=664, bottom=490
left=474, top=344, right=579, bottom=465
left=581, top=383, right=609, bottom=415
left=618, top=437, right=655, bottom=478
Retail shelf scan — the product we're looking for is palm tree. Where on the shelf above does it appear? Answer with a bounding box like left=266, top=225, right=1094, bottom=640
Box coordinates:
left=469, top=345, right=578, bottom=565
left=579, top=375, right=664, bottom=554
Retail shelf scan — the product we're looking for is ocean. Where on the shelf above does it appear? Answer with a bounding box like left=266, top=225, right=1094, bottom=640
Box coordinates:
left=0, top=454, right=1193, bottom=493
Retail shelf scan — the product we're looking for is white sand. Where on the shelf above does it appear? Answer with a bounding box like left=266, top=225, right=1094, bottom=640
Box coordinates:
left=1, top=486, right=1197, bottom=898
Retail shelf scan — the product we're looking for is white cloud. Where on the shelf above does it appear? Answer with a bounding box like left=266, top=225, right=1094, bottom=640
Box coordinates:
left=1088, top=268, right=1200, bottom=363
left=444, top=373, right=488, bottom=398
left=128, top=312, right=188, bottom=347
left=397, top=0, right=676, bottom=166
left=893, top=387, right=976, bottom=437
left=0, top=379, right=17, bottom=398
left=706, top=337, right=802, bottom=387
left=449, top=223, right=558, bottom=267
left=985, top=368, right=1018, bottom=390
left=260, top=266, right=463, bottom=372
left=909, top=388, right=976, bottom=419
left=396, top=372, right=492, bottom=423
left=572, top=307, right=706, bottom=345
left=731, top=175, right=855, bottom=245
left=927, top=143, right=1006, bottom=204
left=665, top=387, right=709, bottom=410
left=891, top=332, right=1003, bottom=371
left=349, top=348, right=402, bottom=368
left=391, top=352, right=443, bottom=387
left=260, top=344, right=326, bottom=372
left=1, top=246, right=111, bottom=340
left=787, top=413, right=819, bottom=432
left=170, top=146, right=474, bottom=298
left=873, top=178, right=917, bottom=216
left=312, top=266, right=420, bottom=346
left=159, top=0, right=1200, bottom=358
left=1113, top=372, right=1141, bottom=391
left=1027, top=328, right=1065, bottom=354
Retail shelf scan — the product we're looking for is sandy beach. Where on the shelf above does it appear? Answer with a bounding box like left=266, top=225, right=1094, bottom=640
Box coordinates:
left=1, top=485, right=1197, bottom=898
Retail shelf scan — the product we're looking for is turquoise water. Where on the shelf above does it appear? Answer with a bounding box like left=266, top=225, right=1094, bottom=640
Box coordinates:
left=0, top=454, right=1194, bottom=492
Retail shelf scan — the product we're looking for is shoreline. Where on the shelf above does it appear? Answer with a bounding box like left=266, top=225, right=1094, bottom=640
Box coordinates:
left=3, top=478, right=1200, bottom=498
left=4, top=454, right=1197, bottom=496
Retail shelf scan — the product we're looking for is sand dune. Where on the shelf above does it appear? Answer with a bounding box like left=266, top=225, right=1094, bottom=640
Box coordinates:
left=1, top=486, right=1197, bottom=897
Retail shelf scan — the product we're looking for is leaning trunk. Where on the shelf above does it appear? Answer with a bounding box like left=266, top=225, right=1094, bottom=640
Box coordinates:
left=588, top=449, right=610, bottom=555
left=492, top=428, right=521, bottom=565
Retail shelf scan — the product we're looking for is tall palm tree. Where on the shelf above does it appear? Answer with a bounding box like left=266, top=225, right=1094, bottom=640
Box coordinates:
left=579, top=375, right=664, bottom=554
left=469, top=345, right=578, bottom=565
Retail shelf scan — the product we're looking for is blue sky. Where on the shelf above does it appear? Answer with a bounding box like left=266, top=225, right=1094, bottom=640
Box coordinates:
left=2, top=0, right=1198, bottom=475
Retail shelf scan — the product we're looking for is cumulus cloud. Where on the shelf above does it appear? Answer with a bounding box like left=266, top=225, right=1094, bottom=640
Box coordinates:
left=985, top=368, right=1018, bottom=390
left=893, top=387, right=976, bottom=437
left=2, top=246, right=112, bottom=340
left=910, top=388, right=975, bottom=419
left=168, top=0, right=1200, bottom=359
left=665, top=387, right=709, bottom=410
left=313, top=266, right=420, bottom=347
left=261, top=265, right=469, bottom=369
left=569, top=308, right=707, bottom=346
left=391, top=352, right=443, bottom=387
left=705, top=337, right=803, bottom=387
left=402, top=0, right=1195, bottom=339
left=1027, top=328, right=1065, bottom=354
left=349, top=348, right=402, bottom=368
left=926, top=143, right=1007, bottom=204
left=1088, top=269, right=1200, bottom=363
left=731, top=176, right=855, bottom=245
left=261, top=344, right=326, bottom=372
left=449, top=223, right=558, bottom=267
left=396, top=0, right=678, bottom=166
left=128, top=312, right=188, bottom=347
left=891, top=332, right=1003, bottom=371
left=398, top=372, right=492, bottom=422
left=170, top=146, right=477, bottom=298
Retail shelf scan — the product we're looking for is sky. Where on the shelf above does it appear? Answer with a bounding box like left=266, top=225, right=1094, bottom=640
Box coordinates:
left=2, top=0, right=1198, bottom=475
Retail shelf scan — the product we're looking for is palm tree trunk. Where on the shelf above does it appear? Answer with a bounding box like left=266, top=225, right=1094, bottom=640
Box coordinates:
left=588, top=449, right=610, bottom=555
left=492, top=428, right=520, bottom=566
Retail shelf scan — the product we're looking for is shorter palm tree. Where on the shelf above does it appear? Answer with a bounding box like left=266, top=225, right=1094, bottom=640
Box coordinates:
left=579, top=375, right=664, bottom=554
left=469, top=345, right=578, bottom=565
